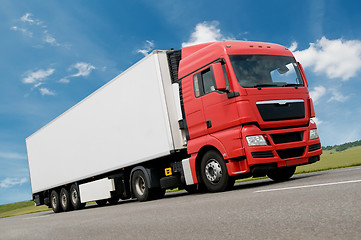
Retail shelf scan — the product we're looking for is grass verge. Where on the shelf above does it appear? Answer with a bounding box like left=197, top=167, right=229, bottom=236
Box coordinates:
left=2, top=146, right=361, bottom=218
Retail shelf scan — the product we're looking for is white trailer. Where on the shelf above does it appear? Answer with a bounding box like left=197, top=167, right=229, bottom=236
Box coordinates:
left=26, top=50, right=187, bottom=212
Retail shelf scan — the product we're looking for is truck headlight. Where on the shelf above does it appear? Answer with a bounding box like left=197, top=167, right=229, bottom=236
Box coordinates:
left=246, top=135, right=267, bottom=146
left=310, top=129, right=319, bottom=140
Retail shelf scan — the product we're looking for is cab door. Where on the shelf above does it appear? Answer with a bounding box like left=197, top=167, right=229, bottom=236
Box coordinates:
left=195, top=64, right=239, bottom=135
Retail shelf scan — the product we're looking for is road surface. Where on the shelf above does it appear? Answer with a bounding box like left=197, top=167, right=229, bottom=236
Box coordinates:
left=1, top=166, right=361, bottom=240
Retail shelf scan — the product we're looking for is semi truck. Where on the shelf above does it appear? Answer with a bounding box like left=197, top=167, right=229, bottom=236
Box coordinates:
left=26, top=41, right=322, bottom=213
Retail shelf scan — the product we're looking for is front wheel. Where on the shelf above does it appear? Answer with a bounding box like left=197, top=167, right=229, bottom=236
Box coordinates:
left=200, top=150, right=231, bottom=192
left=267, top=166, right=296, bottom=182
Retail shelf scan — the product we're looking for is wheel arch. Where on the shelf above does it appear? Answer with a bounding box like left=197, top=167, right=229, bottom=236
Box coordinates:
left=194, top=145, right=223, bottom=184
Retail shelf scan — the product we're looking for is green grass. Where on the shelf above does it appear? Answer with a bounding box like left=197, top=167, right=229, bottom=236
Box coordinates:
left=0, top=201, right=50, bottom=218
left=296, top=145, right=361, bottom=173
left=2, top=145, right=361, bottom=218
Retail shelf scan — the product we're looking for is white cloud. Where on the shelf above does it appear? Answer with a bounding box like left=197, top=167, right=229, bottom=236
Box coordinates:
left=182, top=21, right=234, bottom=47
left=327, top=88, right=349, bottom=103
left=22, top=68, right=55, bottom=84
left=288, top=42, right=298, bottom=52
left=39, top=87, right=56, bottom=96
left=58, top=78, right=70, bottom=84
left=20, top=13, right=41, bottom=25
left=0, top=152, right=26, bottom=160
left=0, top=177, right=28, bottom=188
left=311, top=117, right=323, bottom=126
left=137, top=40, right=155, bottom=56
left=43, top=30, right=60, bottom=46
left=12, top=13, right=66, bottom=48
left=293, top=37, right=361, bottom=80
left=309, top=85, right=326, bottom=104
left=10, top=26, right=33, bottom=37
left=70, top=62, right=96, bottom=77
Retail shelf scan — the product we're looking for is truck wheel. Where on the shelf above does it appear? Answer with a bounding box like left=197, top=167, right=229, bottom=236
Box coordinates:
left=70, top=184, right=85, bottom=210
left=200, top=150, right=231, bottom=192
left=50, top=190, right=62, bottom=213
left=267, top=166, right=296, bottom=182
left=60, top=188, right=72, bottom=211
left=132, top=170, right=150, bottom=202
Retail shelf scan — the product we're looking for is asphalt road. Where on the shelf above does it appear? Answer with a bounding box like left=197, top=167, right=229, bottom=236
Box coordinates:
left=1, top=166, right=361, bottom=240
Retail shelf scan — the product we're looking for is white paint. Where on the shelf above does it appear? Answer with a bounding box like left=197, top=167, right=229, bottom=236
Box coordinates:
left=79, top=178, right=115, bottom=203
left=254, top=179, right=361, bottom=193
left=26, top=51, right=186, bottom=193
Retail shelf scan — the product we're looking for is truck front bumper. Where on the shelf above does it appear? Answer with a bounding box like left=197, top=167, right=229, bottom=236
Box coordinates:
left=226, top=122, right=322, bottom=177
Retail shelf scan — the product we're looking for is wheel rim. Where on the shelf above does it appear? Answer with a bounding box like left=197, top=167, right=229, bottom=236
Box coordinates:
left=71, top=189, right=78, bottom=204
left=205, top=159, right=222, bottom=184
left=52, top=194, right=57, bottom=208
left=135, top=175, right=146, bottom=196
left=61, top=192, right=67, bottom=207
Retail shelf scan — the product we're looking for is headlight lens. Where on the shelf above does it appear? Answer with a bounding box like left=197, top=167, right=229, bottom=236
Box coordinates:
left=246, top=135, right=267, bottom=146
left=310, top=129, right=319, bottom=140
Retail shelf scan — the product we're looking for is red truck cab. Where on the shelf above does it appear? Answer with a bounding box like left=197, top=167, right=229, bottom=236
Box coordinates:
left=178, top=41, right=322, bottom=192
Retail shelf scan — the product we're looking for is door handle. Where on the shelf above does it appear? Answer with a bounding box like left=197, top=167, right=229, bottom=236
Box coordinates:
left=206, top=120, right=212, bottom=128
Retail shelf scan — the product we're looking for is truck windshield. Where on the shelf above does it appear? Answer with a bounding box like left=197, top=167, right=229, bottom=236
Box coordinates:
left=229, top=55, right=304, bottom=88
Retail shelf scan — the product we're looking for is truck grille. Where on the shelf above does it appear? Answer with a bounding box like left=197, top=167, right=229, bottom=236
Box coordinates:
left=251, top=151, right=274, bottom=158
left=309, top=143, right=321, bottom=152
left=271, top=131, right=303, bottom=144
left=256, top=99, right=305, bottom=121
left=276, top=147, right=305, bottom=159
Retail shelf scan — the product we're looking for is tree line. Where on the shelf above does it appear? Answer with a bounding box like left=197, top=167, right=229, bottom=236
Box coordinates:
left=323, top=140, right=361, bottom=152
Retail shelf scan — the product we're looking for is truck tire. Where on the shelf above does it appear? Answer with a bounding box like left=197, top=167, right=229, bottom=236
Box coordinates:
left=60, top=188, right=72, bottom=212
left=132, top=170, right=150, bottom=202
left=200, top=150, right=231, bottom=192
left=50, top=190, right=62, bottom=213
left=70, top=184, right=85, bottom=210
left=267, top=166, right=296, bottom=182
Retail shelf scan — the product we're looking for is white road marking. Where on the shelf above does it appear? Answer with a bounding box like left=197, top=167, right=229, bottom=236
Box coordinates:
left=254, top=179, right=361, bottom=193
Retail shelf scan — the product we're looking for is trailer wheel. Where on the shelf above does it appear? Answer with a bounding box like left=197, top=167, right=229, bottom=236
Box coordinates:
left=50, top=190, right=62, bottom=213
left=267, top=166, right=296, bottom=182
left=70, top=184, right=85, bottom=210
left=200, top=150, right=231, bottom=192
left=60, top=188, right=72, bottom=212
left=132, top=170, right=150, bottom=202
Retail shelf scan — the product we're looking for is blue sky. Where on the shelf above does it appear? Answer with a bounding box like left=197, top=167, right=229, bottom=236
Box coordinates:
left=1, top=0, right=361, bottom=204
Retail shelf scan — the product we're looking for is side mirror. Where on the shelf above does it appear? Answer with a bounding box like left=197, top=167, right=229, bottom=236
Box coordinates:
left=211, top=62, right=227, bottom=91
left=297, top=62, right=308, bottom=87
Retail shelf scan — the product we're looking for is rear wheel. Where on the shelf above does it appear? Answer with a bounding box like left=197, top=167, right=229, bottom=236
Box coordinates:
left=50, top=190, right=62, bottom=213
left=267, top=166, right=296, bottom=182
left=70, top=184, right=85, bottom=210
left=132, top=170, right=149, bottom=201
left=60, top=188, right=72, bottom=212
left=200, top=150, right=231, bottom=192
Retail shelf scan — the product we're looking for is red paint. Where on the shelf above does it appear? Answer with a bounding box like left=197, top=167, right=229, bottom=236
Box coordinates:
left=180, top=41, right=322, bottom=182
